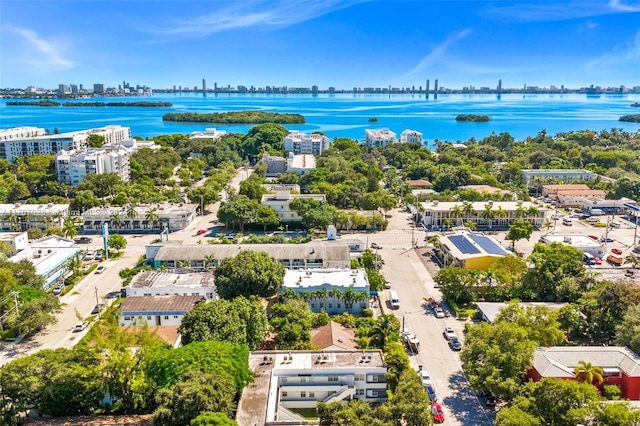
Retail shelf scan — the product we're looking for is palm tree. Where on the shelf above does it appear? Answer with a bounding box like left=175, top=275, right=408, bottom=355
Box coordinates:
left=177, top=260, right=191, bottom=270
left=203, top=254, right=216, bottom=270
left=542, top=219, right=554, bottom=234
left=145, top=208, right=159, bottom=230
left=66, top=254, right=82, bottom=275
left=52, top=212, right=64, bottom=227
left=625, top=254, right=640, bottom=268
left=464, top=221, right=477, bottom=231
left=126, top=204, right=138, bottom=219
left=450, top=205, right=463, bottom=226
left=482, top=204, right=496, bottom=230
left=462, top=201, right=475, bottom=220
left=62, top=220, right=79, bottom=239
left=369, top=314, right=399, bottom=348
left=3, top=213, right=20, bottom=231
left=574, top=360, right=604, bottom=385
left=110, top=213, right=123, bottom=230
left=527, top=206, right=540, bottom=225
left=495, top=206, right=507, bottom=228
left=515, top=205, right=527, bottom=219
left=443, top=219, right=453, bottom=230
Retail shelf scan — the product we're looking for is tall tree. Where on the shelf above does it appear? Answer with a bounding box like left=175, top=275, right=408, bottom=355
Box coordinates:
left=505, top=219, right=533, bottom=251
left=214, top=250, right=285, bottom=299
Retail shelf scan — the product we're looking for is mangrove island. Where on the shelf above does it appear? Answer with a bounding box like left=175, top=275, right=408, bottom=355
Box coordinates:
left=162, top=111, right=305, bottom=124
left=619, top=114, right=640, bottom=123
left=455, top=114, right=491, bottom=122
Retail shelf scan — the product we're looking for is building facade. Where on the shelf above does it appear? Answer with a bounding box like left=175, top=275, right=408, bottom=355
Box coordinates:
left=125, top=270, right=216, bottom=299
left=521, top=169, right=596, bottom=186
left=0, top=203, right=70, bottom=232
left=400, top=129, right=423, bottom=143
left=0, top=127, right=47, bottom=141
left=56, top=145, right=131, bottom=185
left=263, top=154, right=287, bottom=177
left=236, top=350, right=388, bottom=425
left=119, top=295, right=203, bottom=327
left=82, top=203, right=198, bottom=233
left=261, top=191, right=326, bottom=222
left=283, top=131, right=330, bottom=155
left=364, top=129, right=397, bottom=149
left=282, top=268, right=370, bottom=314
left=0, top=231, right=29, bottom=254
left=0, top=125, right=130, bottom=162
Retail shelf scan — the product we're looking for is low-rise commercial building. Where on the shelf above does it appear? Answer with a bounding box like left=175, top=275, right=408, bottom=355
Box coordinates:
left=119, top=295, right=203, bottom=327
left=0, top=203, right=70, bottom=232
left=236, top=350, right=387, bottom=425
left=82, top=203, right=198, bottom=233
left=521, top=169, right=595, bottom=186
left=542, top=184, right=606, bottom=207
left=8, top=236, right=81, bottom=290
left=283, top=131, right=330, bottom=155
left=145, top=241, right=351, bottom=270
left=125, top=270, right=216, bottom=299
left=421, top=200, right=547, bottom=231
left=437, top=230, right=509, bottom=271
left=364, top=128, right=397, bottom=149
left=578, top=197, right=631, bottom=215
left=282, top=268, right=370, bottom=314
left=529, top=346, right=640, bottom=400
left=539, top=234, right=605, bottom=258
left=261, top=191, right=326, bottom=222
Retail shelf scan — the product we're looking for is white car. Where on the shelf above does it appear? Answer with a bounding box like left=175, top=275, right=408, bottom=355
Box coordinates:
left=434, top=307, right=445, bottom=318
left=95, top=265, right=106, bottom=274
left=443, top=326, right=456, bottom=341
left=419, top=369, right=432, bottom=387
left=73, top=322, right=86, bottom=332
left=83, top=251, right=96, bottom=261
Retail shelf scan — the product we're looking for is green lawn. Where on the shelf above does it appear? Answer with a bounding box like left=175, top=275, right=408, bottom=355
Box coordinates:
left=290, top=408, right=318, bottom=419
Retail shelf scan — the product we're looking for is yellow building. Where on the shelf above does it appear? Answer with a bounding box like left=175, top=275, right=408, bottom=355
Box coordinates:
left=438, top=230, right=509, bottom=271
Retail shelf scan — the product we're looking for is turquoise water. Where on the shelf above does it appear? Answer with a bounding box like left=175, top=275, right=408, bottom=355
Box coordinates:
left=1, top=93, right=639, bottom=145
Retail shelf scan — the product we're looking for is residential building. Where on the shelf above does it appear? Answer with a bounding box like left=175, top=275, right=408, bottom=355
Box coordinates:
left=81, top=203, right=198, bottom=233
left=119, top=295, right=203, bottom=327
left=539, top=235, right=605, bottom=258
left=476, top=302, right=567, bottom=323
left=311, top=321, right=358, bottom=350
left=364, top=128, right=397, bottom=149
left=542, top=184, right=606, bottom=207
left=406, top=179, right=432, bottom=189
left=287, top=152, right=316, bottom=176
left=189, top=128, right=228, bottom=140
left=7, top=236, right=81, bottom=290
left=263, top=154, right=287, bottom=177
left=458, top=185, right=514, bottom=198
left=56, top=145, right=131, bottom=185
left=437, top=229, right=509, bottom=271
left=0, top=127, right=47, bottom=141
left=282, top=268, right=370, bottom=314
left=125, top=270, right=216, bottom=299
left=421, top=200, right=547, bottom=231
left=236, top=350, right=387, bottom=425
left=400, top=129, right=423, bottom=143
left=521, top=169, right=596, bottom=186
left=261, top=183, right=301, bottom=193
left=528, top=346, right=640, bottom=400
left=261, top=190, right=326, bottom=222
left=0, top=203, right=70, bottom=232
left=0, top=231, right=29, bottom=254
left=283, top=131, right=330, bottom=155
left=0, top=125, right=131, bottom=162
left=145, top=240, right=352, bottom=270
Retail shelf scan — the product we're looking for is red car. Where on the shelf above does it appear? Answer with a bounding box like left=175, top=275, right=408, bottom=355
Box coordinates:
left=594, top=257, right=602, bottom=265
left=612, top=248, right=623, bottom=255
left=196, top=229, right=207, bottom=236
left=431, top=401, right=445, bottom=423
left=588, top=235, right=599, bottom=241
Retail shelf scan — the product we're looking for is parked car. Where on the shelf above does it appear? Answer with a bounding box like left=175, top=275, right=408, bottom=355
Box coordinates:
left=443, top=326, right=456, bottom=341
left=609, top=221, right=621, bottom=228
left=73, top=322, right=86, bottom=332
left=94, top=252, right=104, bottom=261
left=434, top=307, right=445, bottom=318
left=593, top=257, right=602, bottom=265
left=95, top=265, right=105, bottom=274
left=371, top=242, right=382, bottom=249
left=449, top=337, right=462, bottom=351
left=601, top=236, right=614, bottom=243
left=426, top=384, right=436, bottom=401
left=419, top=369, right=432, bottom=387
left=196, top=229, right=207, bottom=236
left=52, top=283, right=65, bottom=296
left=431, top=401, right=445, bottom=423
left=612, top=248, right=623, bottom=255
left=588, top=235, right=599, bottom=241
left=91, top=303, right=105, bottom=315
left=626, top=269, right=635, bottom=277
left=83, top=251, right=96, bottom=261
left=74, top=237, right=93, bottom=244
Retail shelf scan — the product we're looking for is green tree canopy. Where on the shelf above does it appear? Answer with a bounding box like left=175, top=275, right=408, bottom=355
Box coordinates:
left=505, top=219, right=533, bottom=251
left=214, top=250, right=285, bottom=299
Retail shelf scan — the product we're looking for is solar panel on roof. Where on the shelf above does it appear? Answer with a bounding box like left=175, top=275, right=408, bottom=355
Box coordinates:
left=469, top=234, right=507, bottom=255
left=449, top=235, right=481, bottom=254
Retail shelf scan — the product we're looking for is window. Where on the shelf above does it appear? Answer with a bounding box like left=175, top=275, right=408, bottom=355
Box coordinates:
left=356, top=389, right=364, bottom=396
left=173, top=315, right=178, bottom=319
left=282, top=391, right=288, bottom=398
left=164, top=316, right=169, bottom=320
left=301, top=377, right=307, bottom=383
left=368, top=390, right=380, bottom=398
left=355, top=374, right=365, bottom=381
left=328, top=376, right=339, bottom=382
left=147, top=316, right=152, bottom=320
left=124, top=316, right=131, bottom=321
left=281, top=377, right=288, bottom=383
left=301, top=391, right=306, bottom=398
left=309, top=391, right=315, bottom=398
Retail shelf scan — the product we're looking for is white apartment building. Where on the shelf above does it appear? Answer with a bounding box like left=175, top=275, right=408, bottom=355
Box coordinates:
left=0, top=203, right=70, bottom=232
left=0, top=231, right=29, bottom=254
left=0, top=127, right=47, bottom=141
left=237, top=350, right=388, bottom=425
left=56, top=145, right=131, bottom=185
left=0, top=125, right=130, bottom=162
left=400, top=129, right=423, bottom=143
left=189, top=128, right=228, bottom=140
left=82, top=203, right=198, bottom=233
left=521, top=169, right=596, bottom=186
left=125, top=270, right=216, bottom=299
left=283, top=131, right=330, bottom=155
left=261, top=191, right=326, bottom=222
left=287, top=152, right=316, bottom=176
left=282, top=268, right=370, bottom=314
left=364, top=128, right=397, bottom=148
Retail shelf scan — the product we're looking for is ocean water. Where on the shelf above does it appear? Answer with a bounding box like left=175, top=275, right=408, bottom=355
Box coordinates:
left=1, top=93, right=639, bottom=146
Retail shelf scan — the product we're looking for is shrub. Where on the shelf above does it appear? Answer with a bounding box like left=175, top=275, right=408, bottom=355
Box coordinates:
left=603, top=384, right=622, bottom=400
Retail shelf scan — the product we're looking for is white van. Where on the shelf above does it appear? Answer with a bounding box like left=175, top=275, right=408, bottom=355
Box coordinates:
left=562, top=218, right=573, bottom=226
left=389, top=290, right=400, bottom=310
left=591, top=209, right=605, bottom=216
left=586, top=217, right=600, bottom=223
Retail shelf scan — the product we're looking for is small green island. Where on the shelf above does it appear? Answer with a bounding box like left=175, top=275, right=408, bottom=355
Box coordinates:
left=455, top=114, right=491, bottom=122
left=368, top=117, right=378, bottom=122
left=6, top=100, right=61, bottom=106
left=619, top=114, right=640, bottom=123
left=162, top=111, right=306, bottom=124
left=63, top=101, right=173, bottom=107
left=632, top=103, right=640, bottom=107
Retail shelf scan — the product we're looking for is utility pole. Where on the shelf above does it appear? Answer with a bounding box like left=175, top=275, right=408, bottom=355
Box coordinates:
left=94, top=287, right=101, bottom=320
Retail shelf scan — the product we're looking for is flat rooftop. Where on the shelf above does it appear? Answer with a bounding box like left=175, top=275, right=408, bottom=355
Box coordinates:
left=476, top=302, right=567, bottom=323
left=421, top=201, right=545, bottom=212
left=0, top=203, right=69, bottom=215
left=120, top=295, right=203, bottom=314
left=541, top=235, right=602, bottom=248
left=128, top=270, right=215, bottom=289
left=283, top=268, right=369, bottom=290
left=83, top=203, right=197, bottom=218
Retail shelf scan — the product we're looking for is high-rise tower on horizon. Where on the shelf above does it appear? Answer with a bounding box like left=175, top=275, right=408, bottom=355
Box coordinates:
left=426, top=79, right=430, bottom=93
left=202, top=79, right=206, bottom=92
left=434, top=79, right=439, bottom=92
left=497, top=79, right=502, bottom=92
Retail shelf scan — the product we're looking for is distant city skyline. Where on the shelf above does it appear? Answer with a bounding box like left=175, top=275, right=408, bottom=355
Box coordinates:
left=1, top=1, right=639, bottom=89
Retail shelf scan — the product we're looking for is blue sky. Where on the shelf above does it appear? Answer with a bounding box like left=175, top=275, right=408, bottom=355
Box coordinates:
left=1, top=0, right=639, bottom=90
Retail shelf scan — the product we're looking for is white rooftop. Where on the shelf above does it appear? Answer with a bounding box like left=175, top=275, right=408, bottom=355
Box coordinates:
left=0, top=203, right=69, bottom=216
left=128, top=270, right=215, bottom=289
left=8, top=237, right=80, bottom=278
left=541, top=235, right=602, bottom=248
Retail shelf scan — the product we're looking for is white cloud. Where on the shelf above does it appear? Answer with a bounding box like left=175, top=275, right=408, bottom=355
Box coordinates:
left=586, top=29, right=640, bottom=68
left=485, top=1, right=638, bottom=23
left=609, top=0, right=640, bottom=12
left=151, top=0, right=368, bottom=38
left=399, top=29, right=472, bottom=80
left=6, top=26, right=76, bottom=69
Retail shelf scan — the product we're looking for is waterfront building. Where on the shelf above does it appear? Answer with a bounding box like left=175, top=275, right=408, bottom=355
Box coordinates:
left=236, top=350, right=387, bottom=425
left=0, top=127, right=47, bottom=141
left=0, top=203, right=70, bottom=232
left=81, top=203, right=198, bottom=233
left=189, top=128, right=228, bottom=140
left=421, top=200, right=547, bottom=231
left=283, top=131, right=330, bottom=155
left=521, top=169, right=596, bottom=186
left=56, top=144, right=131, bottom=185
left=282, top=268, right=370, bottom=314
left=0, top=125, right=130, bottom=162
left=400, top=129, right=423, bottom=143
left=261, top=190, right=326, bottom=222
left=364, top=129, right=397, bottom=148
left=125, top=270, right=216, bottom=299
